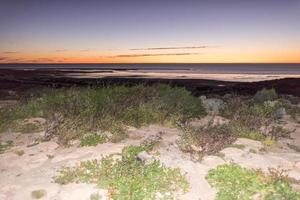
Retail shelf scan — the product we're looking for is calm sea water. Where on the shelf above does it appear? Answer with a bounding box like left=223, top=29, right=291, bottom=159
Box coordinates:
left=0, top=63, right=300, bottom=74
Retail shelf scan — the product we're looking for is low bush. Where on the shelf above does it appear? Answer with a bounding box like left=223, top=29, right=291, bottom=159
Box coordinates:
left=206, top=164, right=300, bottom=200
left=0, top=140, right=13, bottom=154
left=220, top=94, right=290, bottom=141
left=0, top=84, right=206, bottom=144
left=80, top=134, right=107, bottom=147
left=253, top=88, right=278, bottom=104
left=31, top=189, right=46, bottom=199
left=55, top=145, right=189, bottom=199
left=179, top=123, right=235, bottom=157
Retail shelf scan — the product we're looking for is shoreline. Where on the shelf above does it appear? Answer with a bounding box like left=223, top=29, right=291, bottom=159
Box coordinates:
left=1, top=68, right=300, bottom=97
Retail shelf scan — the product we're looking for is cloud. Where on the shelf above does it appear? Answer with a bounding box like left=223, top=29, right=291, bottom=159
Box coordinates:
left=130, top=46, right=210, bottom=51
left=110, top=52, right=200, bottom=58
left=0, top=57, right=8, bottom=60
left=2, top=51, right=19, bottom=54
left=55, top=49, right=68, bottom=52
left=55, top=49, right=91, bottom=52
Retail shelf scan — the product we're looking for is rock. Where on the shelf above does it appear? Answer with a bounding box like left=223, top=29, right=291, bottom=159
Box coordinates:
left=201, top=97, right=225, bottom=115
left=264, top=100, right=278, bottom=108
left=141, top=132, right=162, bottom=146
left=252, top=193, right=264, bottom=200
left=201, top=156, right=225, bottom=168
left=7, top=90, right=17, bottom=96
left=44, top=113, right=64, bottom=140
left=0, top=100, right=19, bottom=109
left=188, top=116, right=229, bottom=128
left=136, top=151, right=156, bottom=165
left=275, top=107, right=287, bottom=119
left=294, top=161, right=300, bottom=171
left=58, top=183, right=101, bottom=200
left=234, top=138, right=263, bottom=150
left=190, top=144, right=202, bottom=152
left=223, top=93, right=232, bottom=100
left=98, top=131, right=113, bottom=139
left=68, top=139, right=81, bottom=147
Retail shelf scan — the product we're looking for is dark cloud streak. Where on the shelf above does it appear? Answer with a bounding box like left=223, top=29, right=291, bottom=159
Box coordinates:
left=111, top=52, right=200, bottom=58
left=130, top=46, right=210, bottom=51
left=0, top=57, right=8, bottom=60
left=2, top=51, right=19, bottom=54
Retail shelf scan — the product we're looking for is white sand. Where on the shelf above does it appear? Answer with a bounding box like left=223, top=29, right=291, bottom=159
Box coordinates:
left=64, top=70, right=300, bottom=82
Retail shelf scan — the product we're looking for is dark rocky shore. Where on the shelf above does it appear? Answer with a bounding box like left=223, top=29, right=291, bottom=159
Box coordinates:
left=0, top=68, right=300, bottom=97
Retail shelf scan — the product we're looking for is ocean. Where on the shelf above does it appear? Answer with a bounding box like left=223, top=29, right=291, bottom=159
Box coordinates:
left=0, top=63, right=300, bottom=74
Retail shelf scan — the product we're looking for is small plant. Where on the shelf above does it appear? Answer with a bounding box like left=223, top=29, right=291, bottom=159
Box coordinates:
left=262, top=137, right=277, bottom=149
left=90, top=193, right=102, bottom=200
left=227, top=144, right=246, bottom=150
left=14, top=150, right=25, bottom=156
left=249, top=149, right=257, bottom=154
left=14, top=122, right=43, bottom=134
left=229, top=123, right=265, bottom=141
left=179, top=123, right=235, bottom=157
left=47, top=154, right=54, bottom=159
left=31, top=189, right=46, bottom=199
left=55, top=145, right=189, bottom=199
left=80, top=134, right=107, bottom=147
left=253, top=88, right=278, bottom=104
left=0, top=140, right=13, bottom=153
left=206, top=164, right=300, bottom=200
left=287, top=144, right=300, bottom=152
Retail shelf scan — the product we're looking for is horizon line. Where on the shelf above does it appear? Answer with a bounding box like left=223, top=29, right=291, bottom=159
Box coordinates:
left=0, top=62, right=300, bottom=65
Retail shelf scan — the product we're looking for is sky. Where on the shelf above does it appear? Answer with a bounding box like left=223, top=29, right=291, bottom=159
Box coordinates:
left=0, top=0, right=300, bottom=63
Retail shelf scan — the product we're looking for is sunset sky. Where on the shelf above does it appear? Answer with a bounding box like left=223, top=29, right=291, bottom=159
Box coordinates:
left=0, top=0, right=300, bottom=63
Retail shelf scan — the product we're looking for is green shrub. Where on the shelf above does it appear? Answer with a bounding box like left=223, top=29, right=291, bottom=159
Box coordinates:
left=206, top=164, right=300, bottom=200
left=0, top=140, right=13, bottom=153
left=31, top=189, right=46, bottom=199
left=80, top=134, right=107, bottom=147
left=253, top=88, right=278, bottom=104
left=55, top=145, right=189, bottom=199
left=220, top=95, right=288, bottom=141
left=179, top=123, right=235, bottom=157
left=0, top=85, right=206, bottom=144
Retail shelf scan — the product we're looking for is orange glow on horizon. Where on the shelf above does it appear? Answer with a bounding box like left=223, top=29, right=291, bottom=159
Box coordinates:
left=0, top=49, right=300, bottom=64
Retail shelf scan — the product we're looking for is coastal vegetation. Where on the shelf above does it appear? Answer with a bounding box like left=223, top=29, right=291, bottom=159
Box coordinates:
left=206, top=164, right=300, bottom=200
left=0, top=84, right=300, bottom=199
left=55, top=145, right=189, bottom=199
left=0, top=84, right=206, bottom=145
left=179, top=88, right=298, bottom=157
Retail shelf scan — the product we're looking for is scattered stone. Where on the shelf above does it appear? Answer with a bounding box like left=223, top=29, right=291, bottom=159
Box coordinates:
left=44, top=113, right=64, bottom=140
left=0, top=100, right=19, bottom=109
left=264, top=100, right=278, bottom=108
left=234, top=138, right=263, bottom=150
left=294, top=161, right=300, bottom=171
left=141, top=132, right=163, bottom=147
left=275, top=107, right=287, bottom=119
left=68, top=139, right=81, bottom=147
left=14, top=150, right=25, bottom=156
left=201, top=156, right=225, bottom=168
left=188, top=116, right=229, bottom=128
left=7, top=90, right=17, bottom=96
left=190, top=144, right=202, bottom=152
left=136, top=151, right=156, bottom=165
left=223, top=93, right=232, bottom=100
left=27, top=141, right=40, bottom=148
left=98, top=131, right=113, bottom=139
